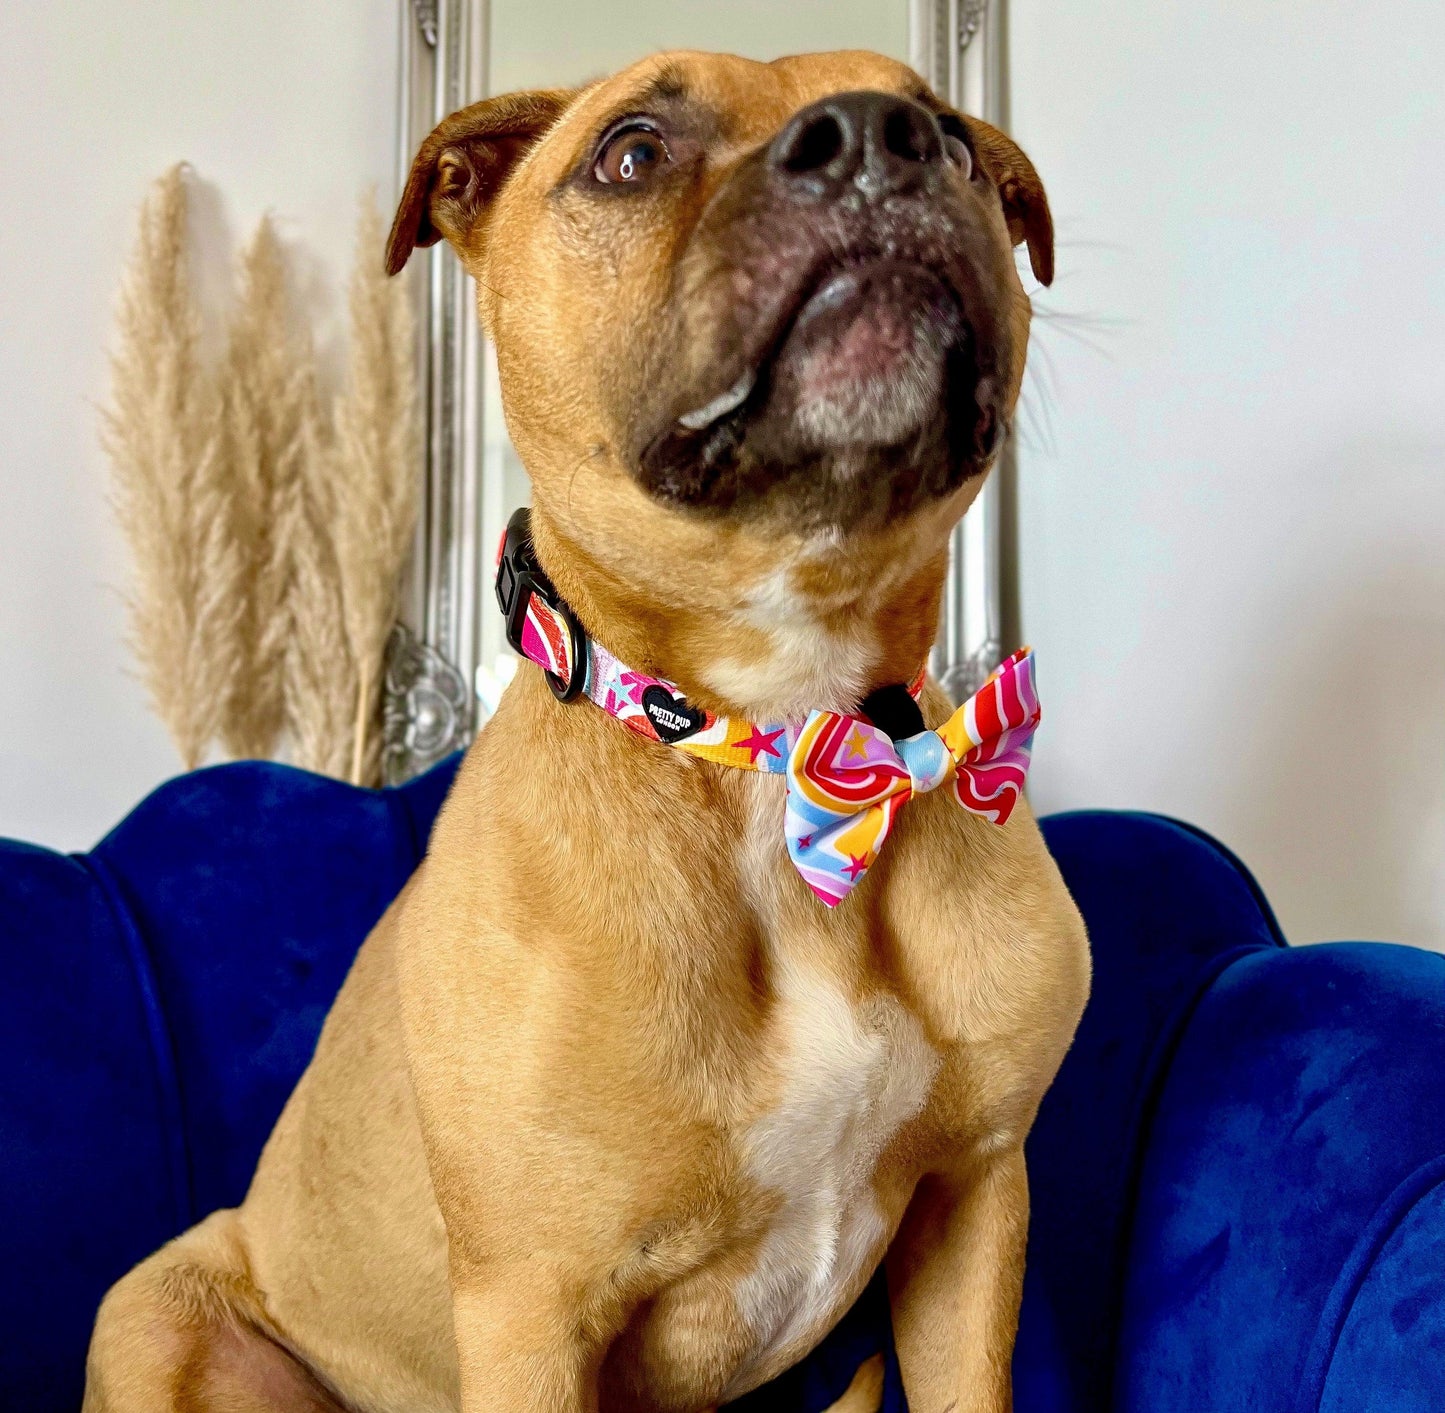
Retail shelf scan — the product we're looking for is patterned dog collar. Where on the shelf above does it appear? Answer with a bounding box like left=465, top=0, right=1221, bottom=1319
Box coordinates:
left=495, top=509, right=1040, bottom=906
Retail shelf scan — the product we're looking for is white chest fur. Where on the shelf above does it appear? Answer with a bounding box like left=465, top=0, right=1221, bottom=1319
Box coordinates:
left=702, top=560, right=879, bottom=721
left=722, top=951, right=939, bottom=1397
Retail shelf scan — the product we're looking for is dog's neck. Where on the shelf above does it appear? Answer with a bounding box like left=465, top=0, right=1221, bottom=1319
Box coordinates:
left=530, top=506, right=949, bottom=722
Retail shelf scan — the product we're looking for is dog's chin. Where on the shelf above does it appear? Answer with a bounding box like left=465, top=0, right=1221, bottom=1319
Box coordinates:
left=637, top=260, right=999, bottom=529
left=752, top=261, right=964, bottom=459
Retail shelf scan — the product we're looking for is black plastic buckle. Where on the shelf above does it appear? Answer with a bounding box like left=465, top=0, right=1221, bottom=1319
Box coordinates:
left=494, top=507, right=587, bottom=702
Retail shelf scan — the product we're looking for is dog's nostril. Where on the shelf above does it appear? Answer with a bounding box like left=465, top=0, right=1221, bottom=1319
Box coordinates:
left=883, top=106, right=933, bottom=163
left=770, top=93, right=942, bottom=195
left=782, top=113, right=845, bottom=174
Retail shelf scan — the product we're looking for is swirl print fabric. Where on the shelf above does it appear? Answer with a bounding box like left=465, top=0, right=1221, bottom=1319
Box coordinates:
left=784, top=649, right=1040, bottom=906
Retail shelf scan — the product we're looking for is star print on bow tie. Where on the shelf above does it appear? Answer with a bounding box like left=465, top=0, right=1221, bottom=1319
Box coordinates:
left=782, top=648, right=1040, bottom=907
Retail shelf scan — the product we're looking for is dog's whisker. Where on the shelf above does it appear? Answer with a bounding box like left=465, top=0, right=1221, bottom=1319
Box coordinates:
left=1035, top=323, right=1117, bottom=363
left=1015, top=340, right=1062, bottom=457
left=1050, top=235, right=1133, bottom=255
left=1033, top=306, right=1131, bottom=331
left=1030, top=303, right=1121, bottom=363
left=1013, top=384, right=1057, bottom=459
left=565, top=444, right=604, bottom=520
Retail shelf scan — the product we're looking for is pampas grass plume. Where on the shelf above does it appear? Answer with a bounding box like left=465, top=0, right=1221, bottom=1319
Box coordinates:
left=280, top=411, right=357, bottom=779
left=330, top=193, right=420, bottom=785
left=218, top=216, right=316, bottom=759
left=102, top=164, right=238, bottom=769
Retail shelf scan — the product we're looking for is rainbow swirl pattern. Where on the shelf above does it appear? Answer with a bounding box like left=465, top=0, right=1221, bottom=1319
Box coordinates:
left=784, top=648, right=1040, bottom=906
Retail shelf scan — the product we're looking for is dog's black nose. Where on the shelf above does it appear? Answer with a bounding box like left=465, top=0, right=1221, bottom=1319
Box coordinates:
left=769, top=91, right=943, bottom=200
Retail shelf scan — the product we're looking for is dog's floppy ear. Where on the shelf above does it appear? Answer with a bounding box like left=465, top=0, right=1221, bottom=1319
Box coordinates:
left=961, top=117, right=1055, bottom=287
left=385, top=89, right=573, bottom=276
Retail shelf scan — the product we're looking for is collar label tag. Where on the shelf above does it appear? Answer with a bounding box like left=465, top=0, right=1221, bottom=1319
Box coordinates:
left=641, top=685, right=706, bottom=743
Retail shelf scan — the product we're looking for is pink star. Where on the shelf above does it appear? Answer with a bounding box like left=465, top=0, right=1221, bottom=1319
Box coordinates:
left=797, top=834, right=813, bottom=850
left=737, top=725, right=785, bottom=763
left=844, top=853, right=870, bottom=881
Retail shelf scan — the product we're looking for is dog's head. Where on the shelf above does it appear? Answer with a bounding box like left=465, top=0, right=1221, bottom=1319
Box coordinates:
left=388, top=50, right=1052, bottom=715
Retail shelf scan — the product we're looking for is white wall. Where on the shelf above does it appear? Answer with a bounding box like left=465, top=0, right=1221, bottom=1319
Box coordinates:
left=0, top=0, right=396, bottom=848
left=1009, top=1, right=1445, bottom=947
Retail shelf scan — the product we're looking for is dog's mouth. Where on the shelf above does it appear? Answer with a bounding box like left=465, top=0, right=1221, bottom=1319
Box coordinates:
left=700, top=256, right=958, bottom=403
left=637, top=240, right=1004, bottom=519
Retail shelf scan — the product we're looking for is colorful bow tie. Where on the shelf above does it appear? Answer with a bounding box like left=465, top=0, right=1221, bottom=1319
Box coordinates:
left=496, top=509, right=1041, bottom=908
left=782, top=648, right=1039, bottom=905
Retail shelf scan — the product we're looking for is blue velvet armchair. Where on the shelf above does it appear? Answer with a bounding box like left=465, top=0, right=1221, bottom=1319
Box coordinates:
left=2, top=756, right=1441, bottom=1411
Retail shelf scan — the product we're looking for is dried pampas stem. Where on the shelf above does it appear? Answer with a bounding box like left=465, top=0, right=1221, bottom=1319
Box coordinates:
left=330, top=193, right=420, bottom=786
left=280, top=414, right=356, bottom=779
left=217, top=216, right=317, bottom=759
left=102, top=165, right=235, bottom=769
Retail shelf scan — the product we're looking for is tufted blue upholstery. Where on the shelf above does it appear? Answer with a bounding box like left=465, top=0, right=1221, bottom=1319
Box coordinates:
left=0, top=759, right=1439, bottom=1411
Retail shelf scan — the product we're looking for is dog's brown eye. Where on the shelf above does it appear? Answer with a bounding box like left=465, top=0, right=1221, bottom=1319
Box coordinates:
left=594, top=125, right=671, bottom=185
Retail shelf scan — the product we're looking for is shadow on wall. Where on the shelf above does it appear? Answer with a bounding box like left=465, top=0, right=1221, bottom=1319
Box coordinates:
left=1213, top=440, right=1444, bottom=951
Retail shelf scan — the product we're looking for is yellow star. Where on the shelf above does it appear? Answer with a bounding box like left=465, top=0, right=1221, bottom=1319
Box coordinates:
left=844, top=727, right=871, bottom=760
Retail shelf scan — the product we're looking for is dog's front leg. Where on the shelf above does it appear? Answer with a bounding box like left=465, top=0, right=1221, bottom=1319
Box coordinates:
left=451, top=1275, right=602, bottom=1412
left=884, top=1150, right=1030, bottom=1413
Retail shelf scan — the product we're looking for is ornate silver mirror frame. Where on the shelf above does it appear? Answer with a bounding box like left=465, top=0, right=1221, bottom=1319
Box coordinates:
left=911, top=0, right=1018, bottom=705
left=384, top=0, right=489, bottom=784
left=383, top=0, right=1014, bottom=782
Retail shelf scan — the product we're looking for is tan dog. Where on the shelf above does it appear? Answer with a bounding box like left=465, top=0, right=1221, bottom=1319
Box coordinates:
left=85, top=49, right=1088, bottom=1413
